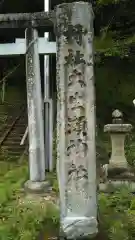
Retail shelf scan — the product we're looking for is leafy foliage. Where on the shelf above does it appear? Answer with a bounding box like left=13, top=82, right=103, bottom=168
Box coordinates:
left=99, top=188, right=135, bottom=240
left=94, top=0, right=135, bottom=58
left=96, top=0, right=121, bottom=5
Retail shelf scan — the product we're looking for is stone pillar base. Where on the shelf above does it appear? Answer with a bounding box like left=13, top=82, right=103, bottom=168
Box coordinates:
left=61, top=216, right=98, bottom=239
left=24, top=180, right=50, bottom=194
left=99, top=180, right=135, bottom=193
left=101, top=163, right=135, bottom=192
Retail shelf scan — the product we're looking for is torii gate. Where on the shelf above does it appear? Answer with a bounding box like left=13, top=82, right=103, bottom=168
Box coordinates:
left=0, top=2, right=98, bottom=238
left=0, top=0, right=55, bottom=172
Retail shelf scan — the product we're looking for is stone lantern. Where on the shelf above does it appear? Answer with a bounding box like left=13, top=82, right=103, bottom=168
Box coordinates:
left=100, top=109, right=135, bottom=191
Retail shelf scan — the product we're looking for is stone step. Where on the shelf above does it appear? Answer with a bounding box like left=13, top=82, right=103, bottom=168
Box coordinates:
left=0, top=157, right=21, bottom=162
left=3, top=142, right=22, bottom=147
left=9, top=127, right=25, bottom=131
left=0, top=150, right=24, bottom=155
left=9, top=132, right=25, bottom=136
left=1, top=149, right=22, bottom=153
left=5, top=135, right=23, bottom=139
left=8, top=131, right=25, bottom=134
left=5, top=148, right=25, bottom=152
left=0, top=156, right=19, bottom=161
left=11, top=126, right=26, bottom=130
left=4, top=138, right=27, bottom=144
left=3, top=145, right=25, bottom=150
left=4, top=136, right=22, bottom=140
left=3, top=151, right=23, bottom=155
left=12, top=124, right=26, bottom=128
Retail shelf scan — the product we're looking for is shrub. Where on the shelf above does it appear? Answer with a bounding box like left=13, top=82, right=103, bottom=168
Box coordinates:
left=99, top=187, right=135, bottom=240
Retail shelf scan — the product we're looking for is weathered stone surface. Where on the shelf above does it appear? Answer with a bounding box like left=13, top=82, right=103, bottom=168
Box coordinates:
left=104, top=124, right=132, bottom=133
left=24, top=180, right=50, bottom=194
left=109, top=133, right=128, bottom=168
left=25, top=28, right=47, bottom=190
left=0, top=11, right=54, bottom=28
left=56, top=2, right=97, bottom=239
left=99, top=181, right=135, bottom=193
left=112, top=109, right=123, bottom=118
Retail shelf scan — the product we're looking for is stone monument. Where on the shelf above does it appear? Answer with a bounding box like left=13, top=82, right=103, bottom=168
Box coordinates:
left=56, top=2, right=98, bottom=239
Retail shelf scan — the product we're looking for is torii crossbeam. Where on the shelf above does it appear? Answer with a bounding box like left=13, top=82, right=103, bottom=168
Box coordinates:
left=0, top=11, right=54, bottom=28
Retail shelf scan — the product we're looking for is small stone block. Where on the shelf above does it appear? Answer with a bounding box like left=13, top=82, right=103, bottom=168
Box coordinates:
left=112, top=109, right=123, bottom=118
left=24, top=180, right=50, bottom=194
left=104, top=124, right=132, bottom=133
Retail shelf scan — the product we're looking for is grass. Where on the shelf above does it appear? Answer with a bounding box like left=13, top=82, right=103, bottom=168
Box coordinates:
left=0, top=161, right=59, bottom=240
left=98, top=187, right=135, bottom=240
left=1, top=160, right=135, bottom=240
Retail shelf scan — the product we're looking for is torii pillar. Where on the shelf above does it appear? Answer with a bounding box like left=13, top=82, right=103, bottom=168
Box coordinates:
left=24, top=28, right=49, bottom=193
